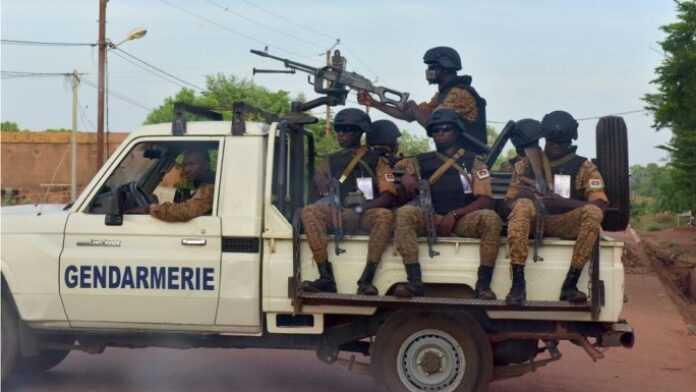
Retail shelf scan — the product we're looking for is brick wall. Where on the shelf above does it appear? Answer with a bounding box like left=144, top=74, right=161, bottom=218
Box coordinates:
left=1, top=131, right=128, bottom=204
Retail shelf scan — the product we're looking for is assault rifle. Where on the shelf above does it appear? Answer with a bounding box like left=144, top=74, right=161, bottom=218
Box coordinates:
left=418, top=179, right=440, bottom=258
left=251, top=49, right=410, bottom=111
left=328, top=178, right=346, bottom=256
left=485, top=120, right=517, bottom=168
left=524, top=146, right=549, bottom=262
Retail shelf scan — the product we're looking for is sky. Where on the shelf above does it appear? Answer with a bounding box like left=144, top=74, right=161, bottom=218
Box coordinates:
left=1, top=0, right=677, bottom=166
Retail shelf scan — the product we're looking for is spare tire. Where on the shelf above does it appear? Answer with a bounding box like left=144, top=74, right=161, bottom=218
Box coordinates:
left=596, top=116, right=630, bottom=231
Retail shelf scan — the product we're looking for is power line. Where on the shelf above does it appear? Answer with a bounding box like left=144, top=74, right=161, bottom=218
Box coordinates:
left=1, top=71, right=79, bottom=79
left=576, top=109, right=647, bottom=121
left=1, top=39, right=96, bottom=47
left=111, top=48, right=204, bottom=91
left=202, top=0, right=324, bottom=50
left=82, top=78, right=154, bottom=112
left=157, top=0, right=314, bottom=60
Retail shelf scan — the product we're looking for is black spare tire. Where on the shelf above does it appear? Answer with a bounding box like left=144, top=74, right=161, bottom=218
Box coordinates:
left=596, top=116, right=630, bottom=231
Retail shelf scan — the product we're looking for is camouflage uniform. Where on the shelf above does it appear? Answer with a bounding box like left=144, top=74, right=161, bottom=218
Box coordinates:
left=302, top=149, right=397, bottom=265
left=505, top=154, right=608, bottom=268
left=150, top=183, right=214, bottom=222
left=393, top=154, right=502, bottom=265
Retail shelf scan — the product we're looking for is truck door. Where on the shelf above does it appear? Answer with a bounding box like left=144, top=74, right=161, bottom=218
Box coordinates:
left=59, top=138, right=224, bottom=328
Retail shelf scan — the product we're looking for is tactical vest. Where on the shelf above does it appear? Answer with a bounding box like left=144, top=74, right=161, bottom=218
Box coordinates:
left=436, top=76, right=488, bottom=144
left=417, top=151, right=476, bottom=215
left=328, top=148, right=381, bottom=200
left=524, top=153, right=587, bottom=200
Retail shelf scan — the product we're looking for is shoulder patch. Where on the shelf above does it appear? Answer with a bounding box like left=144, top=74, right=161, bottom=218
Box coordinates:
left=589, top=178, right=604, bottom=189
left=384, top=173, right=395, bottom=182
left=476, top=169, right=490, bottom=180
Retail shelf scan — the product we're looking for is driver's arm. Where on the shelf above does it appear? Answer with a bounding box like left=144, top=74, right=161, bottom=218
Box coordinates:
left=149, top=184, right=214, bottom=222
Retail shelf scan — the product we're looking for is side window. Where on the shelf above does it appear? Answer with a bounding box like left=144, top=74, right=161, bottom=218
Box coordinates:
left=88, top=141, right=219, bottom=215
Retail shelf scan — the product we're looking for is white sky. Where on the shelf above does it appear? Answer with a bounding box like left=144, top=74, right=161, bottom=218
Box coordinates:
left=1, top=0, right=676, bottom=165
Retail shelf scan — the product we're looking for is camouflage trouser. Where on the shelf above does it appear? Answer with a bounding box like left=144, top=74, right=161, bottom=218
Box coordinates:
left=301, top=203, right=394, bottom=265
left=507, top=198, right=604, bottom=268
left=394, top=205, right=502, bottom=266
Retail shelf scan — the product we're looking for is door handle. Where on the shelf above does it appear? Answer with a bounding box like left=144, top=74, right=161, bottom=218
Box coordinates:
left=181, top=238, right=207, bottom=246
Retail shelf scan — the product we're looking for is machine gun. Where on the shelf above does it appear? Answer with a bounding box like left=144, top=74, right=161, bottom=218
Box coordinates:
left=251, top=49, right=410, bottom=111
left=418, top=179, right=440, bottom=258
left=328, top=178, right=346, bottom=256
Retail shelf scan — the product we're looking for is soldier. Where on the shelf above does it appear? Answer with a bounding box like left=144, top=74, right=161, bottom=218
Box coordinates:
left=357, top=46, right=487, bottom=144
left=367, top=119, right=402, bottom=166
left=392, top=109, right=502, bottom=298
left=505, top=111, right=608, bottom=305
left=147, top=148, right=215, bottom=222
left=301, top=108, right=398, bottom=295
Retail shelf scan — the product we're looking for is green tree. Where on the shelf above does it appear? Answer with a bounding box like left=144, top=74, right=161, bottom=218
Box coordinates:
left=644, top=0, right=696, bottom=215
left=1, top=121, right=21, bottom=132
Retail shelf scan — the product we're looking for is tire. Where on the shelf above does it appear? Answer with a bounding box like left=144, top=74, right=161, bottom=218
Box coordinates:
left=596, top=116, right=630, bottom=231
left=17, top=350, right=70, bottom=374
left=1, top=297, right=20, bottom=383
left=370, top=311, right=493, bottom=392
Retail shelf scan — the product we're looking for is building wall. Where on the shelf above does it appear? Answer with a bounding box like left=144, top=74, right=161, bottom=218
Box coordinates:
left=1, top=132, right=128, bottom=204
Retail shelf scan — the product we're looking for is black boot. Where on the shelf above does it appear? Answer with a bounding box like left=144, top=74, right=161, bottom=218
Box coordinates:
left=475, top=265, right=497, bottom=300
left=302, top=262, right=337, bottom=293
left=560, top=267, right=588, bottom=303
left=357, top=263, right=379, bottom=296
left=505, top=265, right=526, bottom=306
left=393, top=263, right=425, bottom=298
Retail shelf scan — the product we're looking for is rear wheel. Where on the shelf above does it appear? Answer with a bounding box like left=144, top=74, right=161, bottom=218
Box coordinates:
left=596, top=116, right=630, bottom=231
left=17, top=350, right=70, bottom=374
left=371, top=311, right=492, bottom=392
left=1, top=297, right=20, bottom=383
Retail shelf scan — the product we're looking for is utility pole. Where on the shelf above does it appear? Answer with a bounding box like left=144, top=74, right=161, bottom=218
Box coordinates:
left=96, top=0, right=107, bottom=170
left=324, top=50, right=331, bottom=136
left=71, top=71, right=81, bottom=201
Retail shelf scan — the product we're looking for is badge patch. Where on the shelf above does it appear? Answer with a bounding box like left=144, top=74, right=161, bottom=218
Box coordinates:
left=589, top=178, right=604, bottom=189
left=384, top=173, right=395, bottom=183
left=476, top=169, right=490, bottom=180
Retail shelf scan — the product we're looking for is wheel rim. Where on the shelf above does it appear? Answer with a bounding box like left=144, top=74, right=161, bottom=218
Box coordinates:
left=396, top=329, right=466, bottom=392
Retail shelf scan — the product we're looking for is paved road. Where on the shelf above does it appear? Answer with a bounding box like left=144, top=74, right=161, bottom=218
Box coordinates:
left=4, top=274, right=696, bottom=392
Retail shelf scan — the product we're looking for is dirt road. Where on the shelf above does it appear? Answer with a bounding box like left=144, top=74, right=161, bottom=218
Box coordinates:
left=4, top=274, right=695, bottom=392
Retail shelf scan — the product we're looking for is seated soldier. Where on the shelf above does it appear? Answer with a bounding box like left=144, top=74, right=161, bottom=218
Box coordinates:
left=393, top=109, right=502, bottom=298
left=301, top=108, right=397, bottom=295
left=505, top=111, right=608, bottom=305
left=147, top=148, right=215, bottom=222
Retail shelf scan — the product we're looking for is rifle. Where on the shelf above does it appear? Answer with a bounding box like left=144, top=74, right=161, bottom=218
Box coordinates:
left=328, top=178, right=346, bottom=256
left=418, top=179, right=440, bottom=258
left=524, top=146, right=549, bottom=262
left=251, top=49, right=410, bottom=111
left=485, top=120, right=516, bottom=168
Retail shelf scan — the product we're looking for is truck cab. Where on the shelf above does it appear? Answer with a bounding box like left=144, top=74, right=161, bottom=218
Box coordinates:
left=1, top=104, right=634, bottom=391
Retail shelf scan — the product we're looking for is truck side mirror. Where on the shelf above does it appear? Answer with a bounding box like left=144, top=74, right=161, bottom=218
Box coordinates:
left=105, top=189, right=124, bottom=226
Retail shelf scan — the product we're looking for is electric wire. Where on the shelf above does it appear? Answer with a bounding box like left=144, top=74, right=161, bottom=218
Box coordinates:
left=82, top=78, right=154, bottom=112
left=1, top=39, right=96, bottom=47
left=113, top=47, right=205, bottom=91
left=109, top=49, right=201, bottom=91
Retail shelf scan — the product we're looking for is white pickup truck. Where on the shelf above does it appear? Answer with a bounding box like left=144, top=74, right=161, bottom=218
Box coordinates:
left=1, top=103, right=634, bottom=391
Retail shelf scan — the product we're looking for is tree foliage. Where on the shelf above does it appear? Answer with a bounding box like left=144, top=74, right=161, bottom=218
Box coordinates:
left=1, top=121, right=21, bottom=132
left=644, top=0, right=696, bottom=214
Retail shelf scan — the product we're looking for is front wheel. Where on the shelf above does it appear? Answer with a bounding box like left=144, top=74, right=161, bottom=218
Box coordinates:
left=371, top=311, right=492, bottom=392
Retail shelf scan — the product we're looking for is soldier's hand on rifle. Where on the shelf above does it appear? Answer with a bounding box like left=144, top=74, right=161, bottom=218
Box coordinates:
left=357, top=90, right=376, bottom=107
left=437, top=212, right=457, bottom=237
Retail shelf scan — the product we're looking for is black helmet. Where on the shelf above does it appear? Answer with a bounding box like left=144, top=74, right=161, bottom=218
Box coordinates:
left=510, top=118, right=544, bottom=149
left=425, top=109, right=466, bottom=137
left=333, top=108, right=371, bottom=133
left=542, top=110, right=578, bottom=143
left=367, top=120, right=401, bottom=146
left=423, top=46, right=462, bottom=71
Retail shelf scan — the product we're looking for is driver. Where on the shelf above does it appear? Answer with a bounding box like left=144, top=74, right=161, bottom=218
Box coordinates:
left=147, top=149, right=215, bottom=222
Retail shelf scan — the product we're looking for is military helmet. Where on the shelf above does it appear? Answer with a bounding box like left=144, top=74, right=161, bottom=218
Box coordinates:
left=333, top=108, right=371, bottom=133
left=425, top=109, right=466, bottom=137
left=510, top=118, right=544, bottom=149
left=542, top=110, right=578, bottom=143
left=423, top=46, right=462, bottom=71
left=367, top=120, right=401, bottom=146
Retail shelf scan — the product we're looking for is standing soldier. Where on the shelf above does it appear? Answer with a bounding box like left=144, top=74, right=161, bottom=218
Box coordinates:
left=505, top=111, right=608, bottom=305
left=358, top=46, right=488, bottom=144
left=392, top=109, right=502, bottom=298
left=301, top=108, right=398, bottom=295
